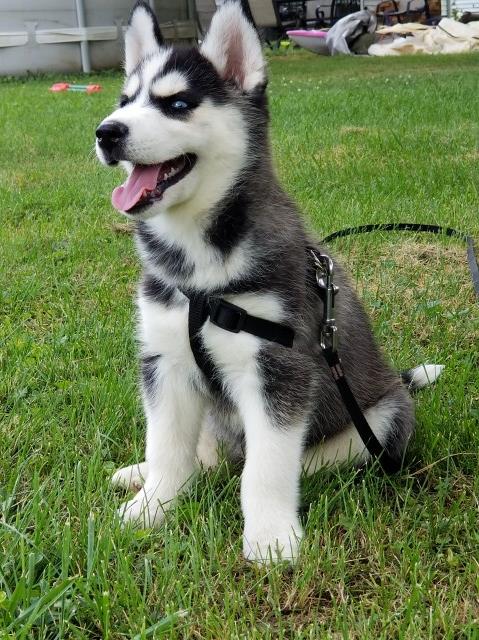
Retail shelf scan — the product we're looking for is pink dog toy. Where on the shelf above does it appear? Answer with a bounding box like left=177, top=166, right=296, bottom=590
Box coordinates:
left=49, top=83, right=102, bottom=94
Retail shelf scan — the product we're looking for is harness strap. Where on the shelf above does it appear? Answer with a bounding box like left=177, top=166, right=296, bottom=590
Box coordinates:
left=187, top=292, right=223, bottom=394
left=208, top=297, right=294, bottom=347
left=184, top=290, right=295, bottom=393
left=185, top=293, right=295, bottom=347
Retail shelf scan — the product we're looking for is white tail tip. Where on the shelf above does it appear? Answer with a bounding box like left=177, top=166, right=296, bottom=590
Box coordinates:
left=405, top=364, right=445, bottom=390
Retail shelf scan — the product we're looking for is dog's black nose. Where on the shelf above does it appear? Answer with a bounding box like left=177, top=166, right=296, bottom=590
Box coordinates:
left=96, top=121, right=129, bottom=150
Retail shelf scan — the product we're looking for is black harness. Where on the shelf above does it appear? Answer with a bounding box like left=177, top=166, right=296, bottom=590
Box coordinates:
left=185, top=291, right=294, bottom=396
left=183, top=223, right=479, bottom=474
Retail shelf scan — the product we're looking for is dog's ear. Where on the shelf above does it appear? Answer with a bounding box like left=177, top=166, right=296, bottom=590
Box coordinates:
left=124, top=1, right=164, bottom=75
left=200, top=1, right=265, bottom=92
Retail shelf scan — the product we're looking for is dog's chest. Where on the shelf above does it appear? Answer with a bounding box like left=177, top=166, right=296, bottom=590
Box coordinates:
left=137, top=291, right=257, bottom=457
left=137, top=285, right=285, bottom=393
left=137, top=292, right=195, bottom=372
left=135, top=221, right=290, bottom=395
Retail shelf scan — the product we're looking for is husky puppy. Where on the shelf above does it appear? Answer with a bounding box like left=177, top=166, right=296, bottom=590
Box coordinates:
left=96, top=0, right=441, bottom=563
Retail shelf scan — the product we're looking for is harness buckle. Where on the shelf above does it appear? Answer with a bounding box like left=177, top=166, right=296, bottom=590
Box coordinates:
left=209, top=298, right=246, bottom=333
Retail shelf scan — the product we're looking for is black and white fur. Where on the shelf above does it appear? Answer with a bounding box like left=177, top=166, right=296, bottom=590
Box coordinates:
left=96, top=1, right=443, bottom=563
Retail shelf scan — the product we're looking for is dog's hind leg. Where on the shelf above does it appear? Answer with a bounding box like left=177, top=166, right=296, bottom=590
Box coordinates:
left=111, top=463, right=148, bottom=491
left=112, top=420, right=219, bottom=491
left=196, top=420, right=219, bottom=469
left=303, top=386, right=414, bottom=474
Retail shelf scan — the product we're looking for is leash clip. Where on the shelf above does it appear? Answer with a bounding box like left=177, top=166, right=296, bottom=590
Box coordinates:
left=309, top=249, right=339, bottom=353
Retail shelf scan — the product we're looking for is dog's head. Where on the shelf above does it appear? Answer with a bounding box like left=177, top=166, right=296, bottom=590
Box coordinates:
left=96, top=0, right=267, bottom=220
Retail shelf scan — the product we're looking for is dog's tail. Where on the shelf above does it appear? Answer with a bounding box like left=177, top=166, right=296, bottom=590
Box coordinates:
left=401, top=364, right=444, bottom=391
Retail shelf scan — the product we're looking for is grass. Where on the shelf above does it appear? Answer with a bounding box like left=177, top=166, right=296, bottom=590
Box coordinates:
left=1, top=51, right=479, bottom=638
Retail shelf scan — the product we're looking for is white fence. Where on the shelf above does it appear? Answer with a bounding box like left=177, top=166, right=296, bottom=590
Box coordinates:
left=0, top=0, right=196, bottom=75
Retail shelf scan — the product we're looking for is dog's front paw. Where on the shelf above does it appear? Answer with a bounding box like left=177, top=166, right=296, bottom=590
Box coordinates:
left=243, top=519, right=303, bottom=565
left=111, top=462, right=148, bottom=492
left=117, top=489, right=167, bottom=529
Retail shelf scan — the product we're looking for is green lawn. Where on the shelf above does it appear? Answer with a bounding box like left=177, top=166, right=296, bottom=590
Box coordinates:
left=1, top=52, right=478, bottom=639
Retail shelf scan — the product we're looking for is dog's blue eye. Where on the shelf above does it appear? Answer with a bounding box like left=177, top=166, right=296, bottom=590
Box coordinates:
left=171, top=100, right=189, bottom=110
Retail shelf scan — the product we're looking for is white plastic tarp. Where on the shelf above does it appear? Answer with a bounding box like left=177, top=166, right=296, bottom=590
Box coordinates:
left=369, top=18, right=479, bottom=55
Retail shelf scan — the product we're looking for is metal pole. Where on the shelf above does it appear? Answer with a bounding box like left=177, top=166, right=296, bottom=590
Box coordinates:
left=75, top=0, right=91, bottom=74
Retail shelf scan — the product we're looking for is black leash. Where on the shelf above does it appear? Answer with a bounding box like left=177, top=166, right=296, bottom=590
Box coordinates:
left=322, top=347, right=400, bottom=473
left=308, top=247, right=401, bottom=473
left=322, top=223, right=479, bottom=299
left=185, top=223, right=478, bottom=474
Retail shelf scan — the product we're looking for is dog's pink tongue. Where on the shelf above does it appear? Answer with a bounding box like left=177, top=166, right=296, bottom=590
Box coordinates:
left=111, top=165, right=160, bottom=212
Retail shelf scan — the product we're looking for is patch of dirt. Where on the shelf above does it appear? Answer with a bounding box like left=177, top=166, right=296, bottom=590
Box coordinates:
left=338, top=238, right=478, bottom=347
left=344, top=239, right=475, bottom=297
left=315, top=145, right=349, bottom=163
left=462, top=149, right=479, bottom=161
left=110, top=222, right=136, bottom=235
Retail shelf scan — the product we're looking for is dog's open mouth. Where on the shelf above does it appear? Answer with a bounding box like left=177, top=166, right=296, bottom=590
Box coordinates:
left=111, top=153, right=197, bottom=213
